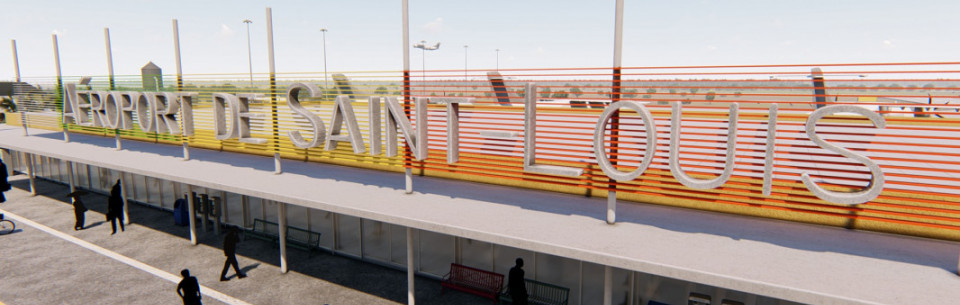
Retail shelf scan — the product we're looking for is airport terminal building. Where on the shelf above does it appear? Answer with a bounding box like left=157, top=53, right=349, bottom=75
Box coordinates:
left=3, top=6, right=960, bottom=305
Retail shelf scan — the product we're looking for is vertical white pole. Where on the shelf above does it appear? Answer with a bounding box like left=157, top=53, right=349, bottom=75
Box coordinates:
left=406, top=226, right=415, bottom=305
left=11, top=40, right=27, bottom=136
left=172, top=19, right=190, bottom=161
left=104, top=28, right=121, bottom=150
left=104, top=28, right=115, bottom=89
left=245, top=21, right=254, bottom=87
left=607, top=0, right=625, bottom=225
left=613, top=0, right=624, bottom=69
left=278, top=201, right=288, bottom=273
left=173, top=19, right=183, bottom=85
left=603, top=265, right=613, bottom=305
left=266, top=7, right=282, bottom=175
left=274, top=153, right=282, bottom=175
left=607, top=192, right=617, bottom=224
left=402, top=0, right=410, bottom=80
left=26, top=153, right=36, bottom=195
left=11, top=40, right=19, bottom=82
left=405, top=168, right=413, bottom=194
left=120, top=173, right=130, bottom=225
left=53, top=34, right=67, bottom=142
left=187, top=185, right=197, bottom=245
left=402, top=0, right=413, bottom=195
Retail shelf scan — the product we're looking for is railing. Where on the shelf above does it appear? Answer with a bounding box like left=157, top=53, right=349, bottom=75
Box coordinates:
left=7, top=62, right=960, bottom=240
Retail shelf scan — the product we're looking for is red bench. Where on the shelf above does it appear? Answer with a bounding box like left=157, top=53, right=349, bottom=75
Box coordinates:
left=441, top=263, right=504, bottom=304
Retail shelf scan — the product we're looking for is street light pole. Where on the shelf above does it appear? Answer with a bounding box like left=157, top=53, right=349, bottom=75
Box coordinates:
left=464, top=45, right=468, bottom=81
left=243, top=19, right=253, bottom=88
left=495, top=48, right=501, bottom=71
left=320, top=28, right=328, bottom=97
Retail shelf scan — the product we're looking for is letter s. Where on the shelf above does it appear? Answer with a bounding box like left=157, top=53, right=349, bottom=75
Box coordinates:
left=286, top=83, right=326, bottom=148
left=802, top=105, right=885, bottom=205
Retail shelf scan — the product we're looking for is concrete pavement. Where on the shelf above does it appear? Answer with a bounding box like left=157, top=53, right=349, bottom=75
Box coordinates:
left=0, top=175, right=488, bottom=305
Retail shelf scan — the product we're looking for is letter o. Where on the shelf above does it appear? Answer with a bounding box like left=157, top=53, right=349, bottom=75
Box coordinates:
left=593, top=101, right=657, bottom=182
left=136, top=94, right=156, bottom=133
left=103, top=92, right=121, bottom=129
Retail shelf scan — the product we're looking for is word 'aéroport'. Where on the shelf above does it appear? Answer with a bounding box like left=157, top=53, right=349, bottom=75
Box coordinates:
left=61, top=82, right=885, bottom=205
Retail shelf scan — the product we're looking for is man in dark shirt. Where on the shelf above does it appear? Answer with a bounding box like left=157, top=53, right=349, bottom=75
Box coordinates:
left=177, top=269, right=202, bottom=305
left=508, top=257, right=528, bottom=305
left=106, top=180, right=124, bottom=234
left=220, top=227, right=247, bottom=281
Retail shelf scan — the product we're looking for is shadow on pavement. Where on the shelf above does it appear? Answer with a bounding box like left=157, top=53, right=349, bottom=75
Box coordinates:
left=6, top=175, right=492, bottom=305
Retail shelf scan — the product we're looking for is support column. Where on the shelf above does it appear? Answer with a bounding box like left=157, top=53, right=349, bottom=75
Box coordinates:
left=120, top=172, right=130, bottom=225
left=406, top=226, right=415, bottom=305
left=26, top=153, right=36, bottom=195
left=278, top=201, right=288, bottom=273
left=603, top=266, right=613, bottom=305
left=187, top=185, right=197, bottom=245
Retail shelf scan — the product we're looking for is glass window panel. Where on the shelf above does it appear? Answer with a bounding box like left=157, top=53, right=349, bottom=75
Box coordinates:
left=536, top=253, right=583, bottom=305
left=336, top=214, right=361, bottom=257
left=418, top=230, right=455, bottom=277
left=361, top=219, right=391, bottom=263
left=460, top=238, right=493, bottom=271
left=390, top=226, right=408, bottom=266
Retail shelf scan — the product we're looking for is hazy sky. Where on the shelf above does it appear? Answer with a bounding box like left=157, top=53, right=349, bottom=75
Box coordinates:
left=1, top=0, right=958, bottom=80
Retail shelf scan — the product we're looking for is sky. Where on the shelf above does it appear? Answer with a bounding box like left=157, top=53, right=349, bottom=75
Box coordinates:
left=1, top=0, right=959, bottom=80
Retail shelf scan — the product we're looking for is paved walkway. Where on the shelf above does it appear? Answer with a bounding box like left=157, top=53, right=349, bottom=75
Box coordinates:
left=0, top=175, right=487, bottom=305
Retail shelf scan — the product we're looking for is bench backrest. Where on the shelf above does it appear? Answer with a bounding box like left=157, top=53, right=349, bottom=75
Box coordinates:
left=287, top=226, right=321, bottom=246
left=253, top=219, right=280, bottom=236
left=525, top=279, right=570, bottom=304
left=448, top=263, right=504, bottom=292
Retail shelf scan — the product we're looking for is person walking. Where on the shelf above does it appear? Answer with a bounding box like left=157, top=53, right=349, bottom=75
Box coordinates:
left=177, top=269, right=202, bottom=305
left=68, top=191, right=88, bottom=230
left=0, top=159, right=9, bottom=221
left=106, top=179, right=125, bottom=234
left=220, top=226, right=247, bottom=281
left=0, top=159, right=10, bottom=203
left=508, top=257, right=528, bottom=305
